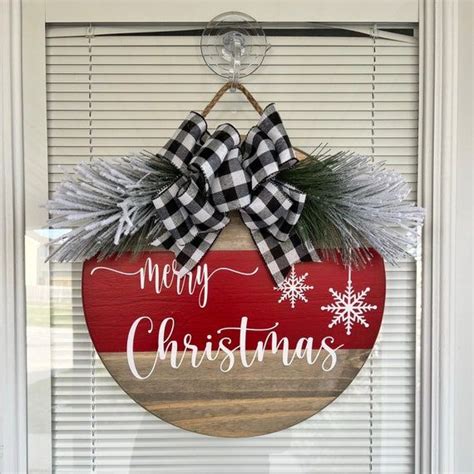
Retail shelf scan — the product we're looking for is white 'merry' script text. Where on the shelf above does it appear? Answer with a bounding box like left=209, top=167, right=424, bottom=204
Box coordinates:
left=91, top=258, right=259, bottom=308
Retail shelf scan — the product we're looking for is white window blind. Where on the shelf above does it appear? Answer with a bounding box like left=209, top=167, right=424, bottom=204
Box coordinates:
left=46, top=25, right=419, bottom=473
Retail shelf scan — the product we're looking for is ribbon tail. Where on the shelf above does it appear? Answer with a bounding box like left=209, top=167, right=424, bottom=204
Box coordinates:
left=151, top=229, right=221, bottom=277
left=150, top=229, right=178, bottom=250
left=250, top=229, right=320, bottom=285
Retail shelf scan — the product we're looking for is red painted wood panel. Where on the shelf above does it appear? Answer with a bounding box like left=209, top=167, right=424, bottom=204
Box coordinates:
left=83, top=250, right=385, bottom=353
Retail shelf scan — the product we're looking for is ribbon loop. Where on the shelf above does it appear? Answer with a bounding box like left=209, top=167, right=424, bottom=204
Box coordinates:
left=257, top=104, right=296, bottom=168
left=210, top=148, right=252, bottom=212
left=159, top=112, right=208, bottom=173
left=188, top=124, right=240, bottom=190
left=177, top=179, right=229, bottom=232
left=151, top=115, right=240, bottom=272
left=153, top=178, right=198, bottom=246
left=241, top=181, right=294, bottom=230
left=242, top=130, right=280, bottom=189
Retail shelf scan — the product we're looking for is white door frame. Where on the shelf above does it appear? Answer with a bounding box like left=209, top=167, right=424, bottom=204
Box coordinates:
left=1, top=1, right=27, bottom=473
left=417, top=1, right=463, bottom=473
left=1, top=0, right=470, bottom=472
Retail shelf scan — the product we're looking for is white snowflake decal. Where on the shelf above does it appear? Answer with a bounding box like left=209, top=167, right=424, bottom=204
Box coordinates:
left=321, top=267, right=377, bottom=335
left=274, top=265, right=314, bottom=309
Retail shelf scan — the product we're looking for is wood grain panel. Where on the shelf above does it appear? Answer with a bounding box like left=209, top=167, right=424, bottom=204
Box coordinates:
left=101, top=349, right=370, bottom=437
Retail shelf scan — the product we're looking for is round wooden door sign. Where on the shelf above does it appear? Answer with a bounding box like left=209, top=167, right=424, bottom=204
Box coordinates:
left=83, top=247, right=385, bottom=437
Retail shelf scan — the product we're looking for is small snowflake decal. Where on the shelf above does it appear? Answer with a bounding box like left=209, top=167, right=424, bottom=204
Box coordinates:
left=274, top=265, right=314, bottom=309
left=321, top=268, right=377, bottom=335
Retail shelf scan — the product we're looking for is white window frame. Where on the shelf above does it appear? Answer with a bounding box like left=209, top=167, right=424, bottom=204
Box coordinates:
left=1, top=0, right=470, bottom=473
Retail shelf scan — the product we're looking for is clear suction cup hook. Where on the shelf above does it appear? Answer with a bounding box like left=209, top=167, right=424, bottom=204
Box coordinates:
left=200, top=11, right=270, bottom=89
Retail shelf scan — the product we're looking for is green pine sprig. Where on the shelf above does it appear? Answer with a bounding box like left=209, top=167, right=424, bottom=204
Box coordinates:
left=279, top=148, right=424, bottom=266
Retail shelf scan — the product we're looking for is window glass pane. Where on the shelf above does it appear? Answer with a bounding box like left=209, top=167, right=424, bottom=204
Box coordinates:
left=27, top=24, right=419, bottom=473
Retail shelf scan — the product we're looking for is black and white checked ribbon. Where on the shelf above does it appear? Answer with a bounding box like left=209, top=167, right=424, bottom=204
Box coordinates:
left=151, top=104, right=319, bottom=284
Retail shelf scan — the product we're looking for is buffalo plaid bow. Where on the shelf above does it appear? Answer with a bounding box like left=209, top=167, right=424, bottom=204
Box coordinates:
left=152, top=104, right=319, bottom=284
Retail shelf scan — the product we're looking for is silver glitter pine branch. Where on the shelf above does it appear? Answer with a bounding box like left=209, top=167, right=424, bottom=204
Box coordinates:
left=46, top=151, right=178, bottom=262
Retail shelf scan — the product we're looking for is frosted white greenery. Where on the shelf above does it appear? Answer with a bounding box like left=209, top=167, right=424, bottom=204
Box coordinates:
left=47, top=147, right=424, bottom=265
left=47, top=151, right=178, bottom=261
